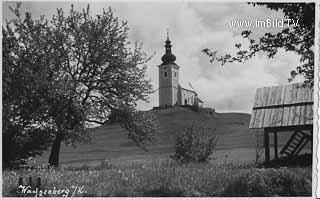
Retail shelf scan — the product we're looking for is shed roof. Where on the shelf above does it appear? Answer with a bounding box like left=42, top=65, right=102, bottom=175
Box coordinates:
left=249, top=83, right=313, bottom=129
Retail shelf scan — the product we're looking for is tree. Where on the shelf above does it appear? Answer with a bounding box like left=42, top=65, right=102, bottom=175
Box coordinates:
left=202, top=3, right=315, bottom=86
left=3, top=2, right=56, bottom=168
left=3, top=4, right=156, bottom=168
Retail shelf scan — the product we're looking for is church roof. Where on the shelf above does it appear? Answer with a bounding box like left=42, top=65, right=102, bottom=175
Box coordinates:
left=179, top=84, right=196, bottom=94
left=161, top=33, right=176, bottom=65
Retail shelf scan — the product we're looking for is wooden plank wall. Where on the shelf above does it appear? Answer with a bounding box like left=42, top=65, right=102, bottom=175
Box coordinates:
left=249, top=83, right=313, bottom=128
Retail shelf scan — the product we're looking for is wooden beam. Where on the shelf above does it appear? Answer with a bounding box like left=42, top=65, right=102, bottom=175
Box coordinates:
left=253, top=101, right=313, bottom=110
left=274, top=131, right=278, bottom=160
left=264, top=125, right=313, bottom=132
left=280, top=131, right=299, bottom=155
left=264, top=129, right=270, bottom=163
left=295, top=139, right=309, bottom=155
left=311, top=129, right=313, bottom=153
left=291, top=133, right=306, bottom=155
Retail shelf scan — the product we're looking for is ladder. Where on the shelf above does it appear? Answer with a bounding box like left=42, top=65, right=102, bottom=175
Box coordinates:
left=280, top=130, right=312, bottom=157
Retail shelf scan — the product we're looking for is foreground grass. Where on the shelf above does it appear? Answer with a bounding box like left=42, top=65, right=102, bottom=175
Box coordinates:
left=3, top=161, right=312, bottom=197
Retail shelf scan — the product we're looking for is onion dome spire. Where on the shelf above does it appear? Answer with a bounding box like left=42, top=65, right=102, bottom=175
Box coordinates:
left=161, top=30, right=176, bottom=64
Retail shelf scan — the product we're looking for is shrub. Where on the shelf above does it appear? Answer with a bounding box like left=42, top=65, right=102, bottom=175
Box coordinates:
left=99, top=159, right=113, bottom=170
left=3, top=126, right=53, bottom=169
left=172, top=122, right=217, bottom=163
left=221, top=174, right=250, bottom=196
left=143, top=187, right=184, bottom=197
left=221, top=168, right=311, bottom=197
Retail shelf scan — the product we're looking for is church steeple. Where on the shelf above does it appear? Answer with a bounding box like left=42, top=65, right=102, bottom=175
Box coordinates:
left=161, top=30, right=176, bottom=65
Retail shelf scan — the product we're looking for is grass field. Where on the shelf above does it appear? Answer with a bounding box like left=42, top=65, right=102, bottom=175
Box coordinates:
left=4, top=106, right=312, bottom=197
left=32, top=106, right=311, bottom=167
left=3, top=160, right=312, bottom=197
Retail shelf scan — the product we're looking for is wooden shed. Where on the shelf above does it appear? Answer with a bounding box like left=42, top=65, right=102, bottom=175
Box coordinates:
left=249, top=83, right=313, bottom=162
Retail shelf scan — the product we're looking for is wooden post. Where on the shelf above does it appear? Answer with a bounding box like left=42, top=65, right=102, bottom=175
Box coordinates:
left=311, top=129, right=313, bottom=153
left=18, top=177, right=23, bottom=186
left=28, top=177, right=33, bottom=187
left=264, top=129, right=270, bottom=163
left=36, top=177, right=41, bottom=189
left=274, top=131, right=278, bottom=160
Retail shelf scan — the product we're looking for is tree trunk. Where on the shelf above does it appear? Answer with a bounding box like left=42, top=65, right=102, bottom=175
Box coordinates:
left=48, top=132, right=64, bottom=167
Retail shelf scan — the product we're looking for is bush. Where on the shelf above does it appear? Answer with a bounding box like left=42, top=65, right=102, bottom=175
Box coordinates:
left=222, top=174, right=250, bottom=196
left=3, top=126, right=53, bottom=169
left=172, top=122, right=217, bottom=163
left=220, top=168, right=311, bottom=197
left=143, top=186, right=184, bottom=197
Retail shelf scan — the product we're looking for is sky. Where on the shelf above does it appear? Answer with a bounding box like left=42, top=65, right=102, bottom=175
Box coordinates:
left=2, top=1, right=305, bottom=113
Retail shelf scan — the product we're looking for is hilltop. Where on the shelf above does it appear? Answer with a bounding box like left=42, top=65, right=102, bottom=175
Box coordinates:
left=34, top=106, right=265, bottom=166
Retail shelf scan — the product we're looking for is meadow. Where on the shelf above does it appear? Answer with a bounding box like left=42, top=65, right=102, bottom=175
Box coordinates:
left=32, top=107, right=310, bottom=167
left=3, top=107, right=313, bottom=197
left=3, top=158, right=312, bottom=197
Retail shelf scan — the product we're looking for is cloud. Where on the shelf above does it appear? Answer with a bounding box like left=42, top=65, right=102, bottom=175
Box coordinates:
left=2, top=2, right=303, bottom=113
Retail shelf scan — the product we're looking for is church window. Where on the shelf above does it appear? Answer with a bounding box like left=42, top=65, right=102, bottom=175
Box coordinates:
left=164, top=71, right=167, bottom=77
left=174, top=72, right=177, bottom=77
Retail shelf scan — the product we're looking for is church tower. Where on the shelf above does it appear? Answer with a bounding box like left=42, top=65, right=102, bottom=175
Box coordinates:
left=158, top=33, right=180, bottom=108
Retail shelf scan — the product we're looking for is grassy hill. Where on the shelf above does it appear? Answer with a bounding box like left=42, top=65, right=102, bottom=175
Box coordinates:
left=33, top=106, right=306, bottom=167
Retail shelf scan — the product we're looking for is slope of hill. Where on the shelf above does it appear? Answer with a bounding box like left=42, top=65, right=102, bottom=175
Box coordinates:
left=33, top=106, right=297, bottom=167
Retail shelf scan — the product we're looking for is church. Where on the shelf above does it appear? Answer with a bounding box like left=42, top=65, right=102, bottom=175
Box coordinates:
left=158, top=34, right=203, bottom=108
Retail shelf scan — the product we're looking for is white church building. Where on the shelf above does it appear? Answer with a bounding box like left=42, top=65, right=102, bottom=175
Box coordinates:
left=158, top=35, right=203, bottom=108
